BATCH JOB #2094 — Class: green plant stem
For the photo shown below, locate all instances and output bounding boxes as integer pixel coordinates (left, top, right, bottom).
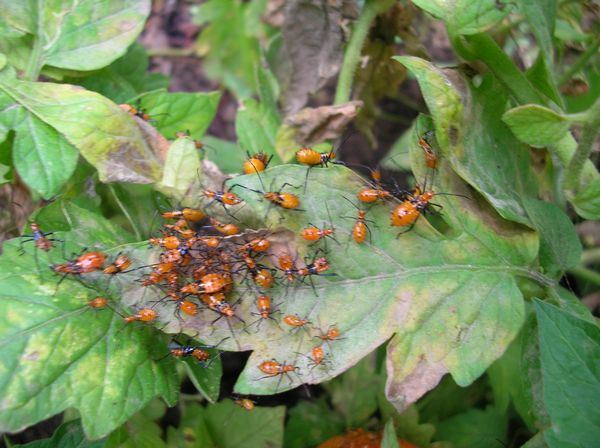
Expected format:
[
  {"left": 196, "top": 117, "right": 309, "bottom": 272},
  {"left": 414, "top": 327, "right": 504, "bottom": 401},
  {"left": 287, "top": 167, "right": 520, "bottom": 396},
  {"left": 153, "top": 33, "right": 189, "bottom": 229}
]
[
  {"left": 461, "top": 33, "right": 546, "bottom": 106},
  {"left": 334, "top": 0, "right": 394, "bottom": 105},
  {"left": 568, "top": 266, "right": 600, "bottom": 286},
  {"left": 108, "top": 184, "right": 142, "bottom": 241},
  {"left": 582, "top": 248, "right": 600, "bottom": 265},
  {"left": 24, "top": 38, "right": 43, "bottom": 81},
  {"left": 559, "top": 38, "right": 600, "bottom": 87},
  {"left": 563, "top": 98, "right": 600, "bottom": 196}
]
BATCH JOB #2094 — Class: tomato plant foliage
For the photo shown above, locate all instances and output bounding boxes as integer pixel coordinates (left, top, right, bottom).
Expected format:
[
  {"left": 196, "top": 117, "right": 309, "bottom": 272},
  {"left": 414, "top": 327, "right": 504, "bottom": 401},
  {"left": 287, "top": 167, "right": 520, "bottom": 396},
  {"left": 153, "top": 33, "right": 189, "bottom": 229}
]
[{"left": 0, "top": 0, "right": 599, "bottom": 446}]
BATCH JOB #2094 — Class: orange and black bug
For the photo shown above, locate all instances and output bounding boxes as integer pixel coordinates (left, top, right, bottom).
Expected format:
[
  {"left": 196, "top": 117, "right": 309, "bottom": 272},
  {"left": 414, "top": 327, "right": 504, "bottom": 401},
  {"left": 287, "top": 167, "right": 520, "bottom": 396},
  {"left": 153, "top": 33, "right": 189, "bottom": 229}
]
[
  {"left": 231, "top": 178, "right": 303, "bottom": 219},
  {"left": 243, "top": 151, "right": 273, "bottom": 175},
  {"left": 315, "top": 325, "right": 343, "bottom": 342},
  {"left": 246, "top": 295, "right": 280, "bottom": 331},
  {"left": 341, "top": 197, "right": 375, "bottom": 245},
  {"left": 256, "top": 359, "right": 301, "bottom": 391},
  {"left": 390, "top": 183, "right": 467, "bottom": 237},
  {"left": 295, "top": 252, "right": 335, "bottom": 296},
  {"left": 295, "top": 135, "right": 352, "bottom": 192},
  {"left": 278, "top": 253, "right": 297, "bottom": 283},
  {"left": 123, "top": 308, "right": 157, "bottom": 324},
  {"left": 87, "top": 297, "right": 109, "bottom": 310},
  {"left": 208, "top": 217, "right": 240, "bottom": 236},
  {"left": 52, "top": 251, "right": 107, "bottom": 282},
  {"left": 240, "top": 237, "right": 271, "bottom": 254},
  {"left": 161, "top": 207, "right": 205, "bottom": 223},
  {"left": 296, "top": 257, "right": 331, "bottom": 278},
  {"left": 300, "top": 203, "right": 338, "bottom": 248},
  {"left": 175, "top": 131, "right": 211, "bottom": 154},
  {"left": 283, "top": 314, "right": 312, "bottom": 334},
  {"left": 296, "top": 345, "right": 329, "bottom": 371},
  {"left": 149, "top": 234, "right": 180, "bottom": 250},
  {"left": 19, "top": 222, "right": 59, "bottom": 253},
  {"left": 170, "top": 345, "right": 211, "bottom": 364},
  {"left": 418, "top": 130, "right": 438, "bottom": 170},
  {"left": 253, "top": 268, "right": 274, "bottom": 289},
  {"left": 163, "top": 219, "right": 196, "bottom": 240},
  {"left": 181, "top": 273, "right": 231, "bottom": 295},
  {"left": 103, "top": 253, "right": 132, "bottom": 275},
  {"left": 357, "top": 186, "right": 393, "bottom": 204},
  {"left": 119, "top": 103, "right": 153, "bottom": 121},
  {"left": 234, "top": 397, "right": 256, "bottom": 411}
]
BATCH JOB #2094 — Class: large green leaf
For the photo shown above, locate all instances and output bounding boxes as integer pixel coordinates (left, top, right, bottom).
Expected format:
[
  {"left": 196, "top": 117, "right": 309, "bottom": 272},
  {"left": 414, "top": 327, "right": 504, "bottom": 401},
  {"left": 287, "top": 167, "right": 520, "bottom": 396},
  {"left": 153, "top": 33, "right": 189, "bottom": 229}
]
[
  {"left": 64, "top": 44, "right": 169, "bottom": 104},
  {"left": 0, "top": 203, "right": 178, "bottom": 439},
  {"left": 192, "top": 0, "right": 271, "bottom": 98},
  {"left": 502, "top": 104, "right": 570, "bottom": 147},
  {"left": 15, "top": 420, "right": 106, "bottom": 448},
  {"left": 535, "top": 300, "right": 600, "bottom": 447},
  {"left": 0, "top": 0, "right": 150, "bottom": 73},
  {"left": 123, "top": 159, "right": 545, "bottom": 409},
  {"left": 434, "top": 406, "right": 508, "bottom": 448},
  {"left": 12, "top": 112, "right": 78, "bottom": 199},
  {"left": 487, "top": 325, "right": 534, "bottom": 430},
  {"left": 324, "top": 356, "right": 380, "bottom": 428},
  {"left": 522, "top": 197, "right": 582, "bottom": 277},
  {"left": 235, "top": 98, "right": 281, "bottom": 162},
  {"left": 140, "top": 90, "right": 221, "bottom": 140},
  {"left": 0, "top": 73, "right": 162, "bottom": 184},
  {"left": 284, "top": 398, "right": 345, "bottom": 448},
  {"left": 178, "top": 401, "right": 285, "bottom": 448},
  {"left": 412, "top": 0, "right": 510, "bottom": 35},
  {"left": 156, "top": 137, "right": 202, "bottom": 203},
  {"left": 395, "top": 57, "right": 536, "bottom": 226}
]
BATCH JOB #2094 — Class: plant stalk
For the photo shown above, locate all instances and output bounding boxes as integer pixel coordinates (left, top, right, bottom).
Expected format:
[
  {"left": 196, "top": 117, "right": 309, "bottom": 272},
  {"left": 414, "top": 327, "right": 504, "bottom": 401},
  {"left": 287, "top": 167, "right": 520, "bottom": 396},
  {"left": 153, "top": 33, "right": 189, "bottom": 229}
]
[
  {"left": 559, "top": 38, "right": 600, "bottom": 87},
  {"left": 568, "top": 266, "right": 600, "bottom": 286},
  {"left": 563, "top": 98, "right": 600, "bottom": 196},
  {"left": 334, "top": 0, "right": 395, "bottom": 105},
  {"left": 582, "top": 248, "right": 600, "bottom": 265},
  {"left": 24, "top": 37, "right": 44, "bottom": 81},
  {"left": 462, "top": 33, "right": 546, "bottom": 106}
]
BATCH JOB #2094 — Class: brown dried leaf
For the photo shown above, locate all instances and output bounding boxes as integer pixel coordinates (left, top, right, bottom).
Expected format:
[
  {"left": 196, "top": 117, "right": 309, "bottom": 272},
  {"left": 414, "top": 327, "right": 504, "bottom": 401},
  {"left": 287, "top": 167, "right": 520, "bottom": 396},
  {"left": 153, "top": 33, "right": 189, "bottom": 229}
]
[
  {"left": 281, "top": 0, "right": 358, "bottom": 115},
  {"left": 284, "top": 100, "right": 363, "bottom": 144}
]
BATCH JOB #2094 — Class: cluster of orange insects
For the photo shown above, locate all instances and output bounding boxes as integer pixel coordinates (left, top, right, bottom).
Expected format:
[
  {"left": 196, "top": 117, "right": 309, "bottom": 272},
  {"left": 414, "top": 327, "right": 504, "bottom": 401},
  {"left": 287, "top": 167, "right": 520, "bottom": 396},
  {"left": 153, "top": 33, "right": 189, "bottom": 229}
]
[{"left": 20, "top": 107, "right": 444, "bottom": 396}]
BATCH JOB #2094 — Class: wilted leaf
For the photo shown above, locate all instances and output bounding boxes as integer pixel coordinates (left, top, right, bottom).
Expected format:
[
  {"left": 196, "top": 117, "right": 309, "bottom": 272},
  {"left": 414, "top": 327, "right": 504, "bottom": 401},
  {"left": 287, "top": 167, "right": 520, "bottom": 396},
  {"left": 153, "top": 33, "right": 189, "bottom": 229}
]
[
  {"left": 395, "top": 57, "right": 536, "bottom": 226},
  {"left": 0, "top": 73, "right": 162, "bottom": 184},
  {"left": 284, "top": 101, "right": 363, "bottom": 144},
  {"left": 281, "top": 0, "right": 350, "bottom": 114},
  {"left": 502, "top": 104, "right": 570, "bottom": 147},
  {"left": 534, "top": 300, "right": 600, "bottom": 448},
  {"left": 0, "top": 204, "right": 178, "bottom": 439},
  {"left": 65, "top": 44, "right": 169, "bottom": 104},
  {"left": 122, "top": 155, "right": 543, "bottom": 411},
  {"left": 0, "top": 0, "right": 150, "bottom": 73}
]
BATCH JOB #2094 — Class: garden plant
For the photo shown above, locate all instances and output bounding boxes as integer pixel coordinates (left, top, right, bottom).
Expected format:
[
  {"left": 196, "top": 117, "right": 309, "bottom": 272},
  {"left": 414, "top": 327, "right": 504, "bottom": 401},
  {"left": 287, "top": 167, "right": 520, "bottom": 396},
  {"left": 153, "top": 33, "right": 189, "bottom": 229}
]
[{"left": 0, "top": 0, "right": 599, "bottom": 447}]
